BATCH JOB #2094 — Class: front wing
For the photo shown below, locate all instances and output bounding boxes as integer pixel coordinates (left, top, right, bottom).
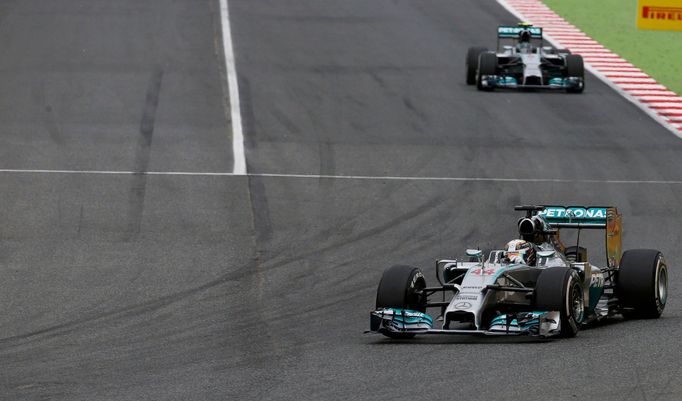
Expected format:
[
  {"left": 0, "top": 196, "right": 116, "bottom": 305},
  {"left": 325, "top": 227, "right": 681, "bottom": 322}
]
[
  {"left": 479, "top": 75, "right": 583, "bottom": 91},
  {"left": 368, "top": 308, "right": 562, "bottom": 337}
]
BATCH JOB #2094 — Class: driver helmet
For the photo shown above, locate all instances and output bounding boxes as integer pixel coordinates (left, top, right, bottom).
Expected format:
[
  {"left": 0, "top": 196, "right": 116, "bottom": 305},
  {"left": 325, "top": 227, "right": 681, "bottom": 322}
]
[
  {"left": 505, "top": 239, "right": 536, "bottom": 265},
  {"left": 519, "top": 29, "right": 532, "bottom": 43},
  {"left": 517, "top": 30, "right": 533, "bottom": 53}
]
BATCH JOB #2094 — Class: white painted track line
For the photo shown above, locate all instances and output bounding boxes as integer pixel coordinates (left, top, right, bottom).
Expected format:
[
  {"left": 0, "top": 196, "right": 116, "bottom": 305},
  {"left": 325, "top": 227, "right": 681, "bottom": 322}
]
[
  {"left": 219, "top": 0, "right": 247, "bottom": 175},
  {"left": 498, "top": 0, "right": 682, "bottom": 137},
  {"left": 1, "top": 169, "right": 682, "bottom": 185}
]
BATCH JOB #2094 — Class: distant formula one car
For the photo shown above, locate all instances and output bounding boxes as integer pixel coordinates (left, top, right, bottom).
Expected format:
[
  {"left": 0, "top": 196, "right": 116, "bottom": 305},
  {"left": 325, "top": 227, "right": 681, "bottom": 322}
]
[
  {"left": 466, "top": 23, "right": 585, "bottom": 92},
  {"left": 368, "top": 205, "right": 668, "bottom": 338}
]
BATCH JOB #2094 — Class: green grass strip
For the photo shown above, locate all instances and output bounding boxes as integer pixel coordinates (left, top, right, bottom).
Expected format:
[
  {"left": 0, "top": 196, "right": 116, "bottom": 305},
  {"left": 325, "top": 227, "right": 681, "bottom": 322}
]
[{"left": 542, "top": 0, "right": 682, "bottom": 94}]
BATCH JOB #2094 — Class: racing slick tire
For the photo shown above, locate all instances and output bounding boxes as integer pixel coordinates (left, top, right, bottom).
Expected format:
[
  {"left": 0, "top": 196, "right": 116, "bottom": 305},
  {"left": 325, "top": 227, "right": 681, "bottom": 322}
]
[
  {"left": 617, "top": 249, "right": 668, "bottom": 319},
  {"left": 477, "top": 52, "right": 497, "bottom": 91},
  {"left": 466, "top": 46, "right": 487, "bottom": 85},
  {"left": 535, "top": 267, "right": 585, "bottom": 337},
  {"left": 376, "top": 265, "right": 427, "bottom": 339},
  {"left": 565, "top": 54, "right": 584, "bottom": 93},
  {"left": 564, "top": 246, "right": 587, "bottom": 263}
]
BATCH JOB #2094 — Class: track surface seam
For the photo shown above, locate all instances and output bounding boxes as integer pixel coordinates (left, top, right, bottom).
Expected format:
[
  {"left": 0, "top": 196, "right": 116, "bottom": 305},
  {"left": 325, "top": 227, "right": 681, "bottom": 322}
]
[
  {"left": 1, "top": 169, "right": 682, "bottom": 185},
  {"left": 498, "top": 0, "right": 682, "bottom": 137}
]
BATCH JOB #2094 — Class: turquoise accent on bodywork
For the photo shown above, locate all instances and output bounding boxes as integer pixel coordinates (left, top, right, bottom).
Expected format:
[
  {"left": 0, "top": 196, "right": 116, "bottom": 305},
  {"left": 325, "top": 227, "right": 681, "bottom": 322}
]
[
  {"left": 497, "top": 26, "right": 543, "bottom": 38},
  {"left": 498, "top": 76, "right": 518, "bottom": 85},
  {"left": 539, "top": 207, "right": 608, "bottom": 226},
  {"left": 549, "top": 77, "right": 565, "bottom": 86},
  {"left": 490, "top": 312, "right": 547, "bottom": 329},
  {"left": 383, "top": 308, "right": 433, "bottom": 324},
  {"left": 589, "top": 286, "right": 604, "bottom": 311},
  {"left": 491, "top": 316, "right": 528, "bottom": 328}
]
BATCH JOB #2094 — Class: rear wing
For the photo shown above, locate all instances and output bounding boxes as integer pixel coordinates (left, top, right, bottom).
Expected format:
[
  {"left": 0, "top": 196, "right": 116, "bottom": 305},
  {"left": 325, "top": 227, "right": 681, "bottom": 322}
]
[
  {"left": 538, "top": 206, "right": 622, "bottom": 268},
  {"left": 539, "top": 206, "right": 609, "bottom": 228},
  {"left": 497, "top": 25, "right": 543, "bottom": 39}
]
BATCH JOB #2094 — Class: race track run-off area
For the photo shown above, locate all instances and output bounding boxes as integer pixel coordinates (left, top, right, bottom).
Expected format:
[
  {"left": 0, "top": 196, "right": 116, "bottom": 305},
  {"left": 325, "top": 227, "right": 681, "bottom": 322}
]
[{"left": 0, "top": 0, "right": 681, "bottom": 401}]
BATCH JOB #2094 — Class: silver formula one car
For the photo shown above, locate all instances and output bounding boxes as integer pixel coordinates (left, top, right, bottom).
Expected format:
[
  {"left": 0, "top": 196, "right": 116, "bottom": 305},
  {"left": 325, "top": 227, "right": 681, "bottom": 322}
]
[
  {"left": 368, "top": 205, "right": 668, "bottom": 338},
  {"left": 466, "top": 24, "right": 585, "bottom": 93}
]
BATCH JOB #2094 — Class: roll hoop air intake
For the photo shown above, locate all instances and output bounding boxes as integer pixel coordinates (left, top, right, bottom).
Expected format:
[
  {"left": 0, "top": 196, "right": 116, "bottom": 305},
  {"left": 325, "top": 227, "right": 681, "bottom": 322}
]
[{"left": 514, "top": 205, "right": 557, "bottom": 242}]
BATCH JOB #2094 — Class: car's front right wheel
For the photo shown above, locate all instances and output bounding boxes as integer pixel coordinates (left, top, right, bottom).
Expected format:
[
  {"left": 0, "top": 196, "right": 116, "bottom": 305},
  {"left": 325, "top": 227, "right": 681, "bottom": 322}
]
[
  {"left": 466, "top": 46, "right": 487, "bottom": 85},
  {"left": 477, "top": 52, "right": 497, "bottom": 91},
  {"left": 375, "top": 265, "right": 427, "bottom": 339}
]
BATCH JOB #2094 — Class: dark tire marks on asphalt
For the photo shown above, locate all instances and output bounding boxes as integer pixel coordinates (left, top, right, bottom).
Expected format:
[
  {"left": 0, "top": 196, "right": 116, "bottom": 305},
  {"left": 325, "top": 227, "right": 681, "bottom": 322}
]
[
  {"left": 238, "top": 75, "right": 274, "bottom": 260},
  {"left": 246, "top": 176, "right": 273, "bottom": 261},
  {"left": 233, "top": 189, "right": 447, "bottom": 282},
  {"left": 0, "top": 260, "right": 239, "bottom": 350},
  {"left": 125, "top": 67, "right": 164, "bottom": 240}
]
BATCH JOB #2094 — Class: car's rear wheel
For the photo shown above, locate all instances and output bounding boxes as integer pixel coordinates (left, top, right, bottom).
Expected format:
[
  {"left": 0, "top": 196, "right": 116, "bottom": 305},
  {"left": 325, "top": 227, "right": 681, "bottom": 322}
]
[
  {"left": 376, "top": 265, "right": 427, "bottom": 338},
  {"left": 535, "top": 267, "right": 584, "bottom": 337},
  {"left": 617, "top": 249, "right": 668, "bottom": 319},
  {"left": 466, "top": 46, "right": 487, "bottom": 85},
  {"left": 477, "top": 52, "right": 497, "bottom": 91},
  {"left": 565, "top": 54, "right": 584, "bottom": 93}
]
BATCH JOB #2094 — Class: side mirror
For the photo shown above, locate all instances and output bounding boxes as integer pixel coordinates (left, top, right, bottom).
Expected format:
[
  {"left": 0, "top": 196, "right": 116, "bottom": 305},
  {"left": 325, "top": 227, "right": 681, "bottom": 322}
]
[
  {"left": 536, "top": 250, "right": 556, "bottom": 266},
  {"left": 537, "top": 250, "right": 555, "bottom": 258},
  {"left": 466, "top": 249, "right": 483, "bottom": 260}
]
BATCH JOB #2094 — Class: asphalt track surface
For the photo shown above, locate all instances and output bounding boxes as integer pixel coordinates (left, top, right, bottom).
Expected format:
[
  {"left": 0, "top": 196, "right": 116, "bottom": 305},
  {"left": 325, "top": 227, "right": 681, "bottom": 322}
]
[{"left": 0, "top": 0, "right": 681, "bottom": 400}]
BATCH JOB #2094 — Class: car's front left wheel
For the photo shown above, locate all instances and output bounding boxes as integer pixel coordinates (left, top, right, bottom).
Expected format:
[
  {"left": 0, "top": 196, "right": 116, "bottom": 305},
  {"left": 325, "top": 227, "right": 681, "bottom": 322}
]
[
  {"left": 565, "top": 54, "right": 585, "bottom": 93},
  {"left": 535, "top": 267, "right": 585, "bottom": 337}
]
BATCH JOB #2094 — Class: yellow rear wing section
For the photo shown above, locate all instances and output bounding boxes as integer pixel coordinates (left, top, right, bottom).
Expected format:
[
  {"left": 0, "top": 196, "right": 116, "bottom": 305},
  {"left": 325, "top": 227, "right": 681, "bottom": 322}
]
[{"left": 606, "top": 208, "right": 622, "bottom": 268}]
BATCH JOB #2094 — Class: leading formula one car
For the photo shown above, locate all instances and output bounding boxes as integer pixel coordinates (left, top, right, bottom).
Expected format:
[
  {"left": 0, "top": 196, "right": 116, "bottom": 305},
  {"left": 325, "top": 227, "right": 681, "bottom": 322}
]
[
  {"left": 466, "top": 23, "right": 585, "bottom": 92},
  {"left": 368, "top": 205, "right": 668, "bottom": 338}
]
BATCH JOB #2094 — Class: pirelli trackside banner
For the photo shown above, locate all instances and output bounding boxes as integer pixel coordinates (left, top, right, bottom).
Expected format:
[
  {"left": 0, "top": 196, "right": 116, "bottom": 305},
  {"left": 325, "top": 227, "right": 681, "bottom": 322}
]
[{"left": 637, "top": 0, "right": 682, "bottom": 31}]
